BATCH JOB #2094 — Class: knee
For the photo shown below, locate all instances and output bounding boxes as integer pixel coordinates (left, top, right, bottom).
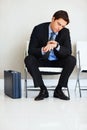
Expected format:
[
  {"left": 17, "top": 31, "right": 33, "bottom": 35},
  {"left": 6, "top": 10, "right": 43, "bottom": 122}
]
[
  {"left": 65, "top": 56, "right": 76, "bottom": 67},
  {"left": 71, "top": 56, "right": 76, "bottom": 66},
  {"left": 24, "top": 55, "right": 33, "bottom": 68},
  {"left": 24, "top": 56, "right": 29, "bottom": 66},
  {"left": 24, "top": 55, "right": 38, "bottom": 67},
  {"left": 66, "top": 55, "right": 76, "bottom": 67}
]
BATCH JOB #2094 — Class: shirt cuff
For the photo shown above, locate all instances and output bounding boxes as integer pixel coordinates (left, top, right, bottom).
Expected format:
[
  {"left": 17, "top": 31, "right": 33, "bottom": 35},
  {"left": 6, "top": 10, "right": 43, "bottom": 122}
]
[
  {"left": 56, "top": 44, "right": 60, "bottom": 51},
  {"left": 41, "top": 47, "right": 46, "bottom": 55}
]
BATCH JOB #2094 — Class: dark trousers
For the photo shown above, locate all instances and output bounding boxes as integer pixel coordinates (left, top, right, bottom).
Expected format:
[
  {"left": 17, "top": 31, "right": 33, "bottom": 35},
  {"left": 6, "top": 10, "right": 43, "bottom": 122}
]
[{"left": 24, "top": 55, "right": 76, "bottom": 90}]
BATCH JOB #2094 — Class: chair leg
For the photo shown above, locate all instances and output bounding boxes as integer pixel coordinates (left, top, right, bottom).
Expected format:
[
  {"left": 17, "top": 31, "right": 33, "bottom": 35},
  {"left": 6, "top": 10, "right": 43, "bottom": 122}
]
[
  {"left": 67, "top": 86, "right": 70, "bottom": 98},
  {"left": 75, "top": 79, "right": 78, "bottom": 92},
  {"left": 78, "top": 79, "right": 81, "bottom": 97},
  {"left": 75, "top": 69, "right": 82, "bottom": 97}
]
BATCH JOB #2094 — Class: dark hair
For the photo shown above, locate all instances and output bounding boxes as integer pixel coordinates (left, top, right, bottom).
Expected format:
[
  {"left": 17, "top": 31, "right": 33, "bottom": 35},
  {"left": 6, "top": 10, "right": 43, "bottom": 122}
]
[{"left": 53, "top": 10, "right": 70, "bottom": 24}]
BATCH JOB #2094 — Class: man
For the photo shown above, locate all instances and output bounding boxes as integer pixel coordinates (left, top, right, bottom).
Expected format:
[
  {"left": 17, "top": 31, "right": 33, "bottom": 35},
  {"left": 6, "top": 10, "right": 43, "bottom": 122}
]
[{"left": 24, "top": 10, "right": 76, "bottom": 101}]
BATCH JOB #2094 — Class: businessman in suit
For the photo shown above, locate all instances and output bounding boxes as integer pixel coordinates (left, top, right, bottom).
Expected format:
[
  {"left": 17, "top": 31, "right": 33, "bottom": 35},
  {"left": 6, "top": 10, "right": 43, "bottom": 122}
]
[{"left": 24, "top": 10, "right": 76, "bottom": 101}]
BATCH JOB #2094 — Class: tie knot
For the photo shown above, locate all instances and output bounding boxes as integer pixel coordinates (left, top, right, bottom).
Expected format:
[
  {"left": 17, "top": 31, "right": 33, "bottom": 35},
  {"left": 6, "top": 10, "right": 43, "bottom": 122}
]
[
  {"left": 51, "top": 32, "right": 55, "bottom": 35},
  {"left": 50, "top": 32, "right": 55, "bottom": 40}
]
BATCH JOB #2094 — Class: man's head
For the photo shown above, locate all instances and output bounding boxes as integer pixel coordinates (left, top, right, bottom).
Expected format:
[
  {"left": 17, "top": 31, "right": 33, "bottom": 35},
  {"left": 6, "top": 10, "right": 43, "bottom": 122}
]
[{"left": 50, "top": 10, "right": 70, "bottom": 33}]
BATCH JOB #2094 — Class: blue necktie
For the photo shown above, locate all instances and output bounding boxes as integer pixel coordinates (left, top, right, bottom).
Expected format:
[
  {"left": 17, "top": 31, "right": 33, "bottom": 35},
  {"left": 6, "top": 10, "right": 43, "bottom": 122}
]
[
  {"left": 49, "top": 32, "right": 55, "bottom": 40},
  {"left": 48, "top": 32, "right": 57, "bottom": 61}
]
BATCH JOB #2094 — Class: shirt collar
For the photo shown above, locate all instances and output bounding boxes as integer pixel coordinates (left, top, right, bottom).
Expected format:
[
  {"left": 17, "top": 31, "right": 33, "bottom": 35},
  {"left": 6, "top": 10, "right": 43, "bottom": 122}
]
[{"left": 49, "top": 25, "right": 58, "bottom": 36}]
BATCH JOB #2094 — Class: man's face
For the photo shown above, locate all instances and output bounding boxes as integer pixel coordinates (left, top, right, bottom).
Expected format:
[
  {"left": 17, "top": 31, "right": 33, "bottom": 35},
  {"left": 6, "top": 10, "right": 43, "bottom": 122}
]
[{"left": 50, "top": 17, "right": 67, "bottom": 33}]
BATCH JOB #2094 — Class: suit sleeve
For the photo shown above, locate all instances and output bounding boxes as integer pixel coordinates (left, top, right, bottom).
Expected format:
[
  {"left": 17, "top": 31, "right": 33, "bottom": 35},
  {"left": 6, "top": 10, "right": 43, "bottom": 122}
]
[
  {"left": 54, "top": 28, "right": 72, "bottom": 58},
  {"left": 28, "top": 26, "right": 43, "bottom": 58}
]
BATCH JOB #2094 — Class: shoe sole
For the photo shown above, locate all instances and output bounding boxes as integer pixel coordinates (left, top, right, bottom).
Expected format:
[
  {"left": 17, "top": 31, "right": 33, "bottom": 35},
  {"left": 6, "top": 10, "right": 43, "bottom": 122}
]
[{"left": 54, "top": 95, "right": 70, "bottom": 100}]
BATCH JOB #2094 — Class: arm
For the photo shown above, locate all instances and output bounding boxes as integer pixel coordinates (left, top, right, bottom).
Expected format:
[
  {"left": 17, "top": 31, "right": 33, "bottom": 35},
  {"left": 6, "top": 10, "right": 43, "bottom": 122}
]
[
  {"left": 28, "top": 26, "right": 42, "bottom": 58},
  {"left": 28, "top": 23, "right": 49, "bottom": 58},
  {"left": 54, "top": 28, "right": 72, "bottom": 58}
]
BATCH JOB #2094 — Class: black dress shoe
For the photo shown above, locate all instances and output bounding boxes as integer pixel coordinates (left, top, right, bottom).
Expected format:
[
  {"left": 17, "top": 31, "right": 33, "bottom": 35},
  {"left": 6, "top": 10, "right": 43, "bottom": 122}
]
[
  {"left": 54, "top": 89, "right": 70, "bottom": 100},
  {"left": 34, "top": 90, "right": 49, "bottom": 101}
]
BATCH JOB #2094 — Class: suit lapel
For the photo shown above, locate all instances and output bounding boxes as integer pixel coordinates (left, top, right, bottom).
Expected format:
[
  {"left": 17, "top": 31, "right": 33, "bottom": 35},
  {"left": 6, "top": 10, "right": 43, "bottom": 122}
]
[
  {"left": 44, "top": 24, "right": 49, "bottom": 42},
  {"left": 55, "top": 31, "right": 62, "bottom": 44}
]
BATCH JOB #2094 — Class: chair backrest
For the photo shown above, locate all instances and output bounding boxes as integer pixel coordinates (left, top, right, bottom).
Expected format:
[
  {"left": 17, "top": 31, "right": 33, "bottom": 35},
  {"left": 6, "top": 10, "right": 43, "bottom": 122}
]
[
  {"left": 25, "top": 41, "right": 29, "bottom": 57},
  {"left": 76, "top": 41, "right": 87, "bottom": 71},
  {"left": 25, "top": 41, "right": 62, "bottom": 73}
]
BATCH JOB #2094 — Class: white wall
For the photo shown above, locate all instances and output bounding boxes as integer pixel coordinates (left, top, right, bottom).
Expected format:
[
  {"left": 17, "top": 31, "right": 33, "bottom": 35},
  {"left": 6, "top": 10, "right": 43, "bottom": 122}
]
[{"left": 0, "top": 0, "right": 87, "bottom": 78}]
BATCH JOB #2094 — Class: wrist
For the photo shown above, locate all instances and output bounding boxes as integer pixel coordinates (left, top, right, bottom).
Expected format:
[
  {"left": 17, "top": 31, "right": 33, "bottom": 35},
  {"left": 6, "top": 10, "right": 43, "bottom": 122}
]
[{"left": 56, "top": 42, "right": 59, "bottom": 48}]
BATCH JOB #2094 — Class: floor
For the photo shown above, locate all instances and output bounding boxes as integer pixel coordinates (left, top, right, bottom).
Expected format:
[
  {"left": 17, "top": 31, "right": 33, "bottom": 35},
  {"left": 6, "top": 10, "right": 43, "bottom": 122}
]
[{"left": 0, "top": 81, "right": 87, "bottom": 130}]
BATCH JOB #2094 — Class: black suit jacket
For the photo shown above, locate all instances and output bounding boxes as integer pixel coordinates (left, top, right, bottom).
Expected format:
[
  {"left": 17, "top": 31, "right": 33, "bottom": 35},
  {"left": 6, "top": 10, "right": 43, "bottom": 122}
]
[{"left": 28, "top": 22, "right": 72, "bottom": 59}]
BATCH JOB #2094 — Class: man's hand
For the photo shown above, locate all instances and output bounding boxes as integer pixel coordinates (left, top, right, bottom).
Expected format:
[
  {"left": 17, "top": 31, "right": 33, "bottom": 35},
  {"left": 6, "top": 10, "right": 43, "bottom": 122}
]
[{"left": 42, "top": 41, "right": 58, "bottom": 52}]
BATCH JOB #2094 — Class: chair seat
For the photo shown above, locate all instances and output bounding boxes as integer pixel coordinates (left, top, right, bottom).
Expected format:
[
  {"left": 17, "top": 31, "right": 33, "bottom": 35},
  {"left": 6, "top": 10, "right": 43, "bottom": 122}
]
[
  {"left": 39, "top": 67, "right": 62, "bottom": 72},
  {"left": 81, "top": 66, "right": 87, "bottom": 71}
]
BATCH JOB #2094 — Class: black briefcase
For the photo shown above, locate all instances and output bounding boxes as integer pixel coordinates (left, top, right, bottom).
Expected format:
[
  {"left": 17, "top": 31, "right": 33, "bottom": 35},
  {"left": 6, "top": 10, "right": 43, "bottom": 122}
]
[{"left": 4, "top": 70, "right": 21, "bottom": 98}]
